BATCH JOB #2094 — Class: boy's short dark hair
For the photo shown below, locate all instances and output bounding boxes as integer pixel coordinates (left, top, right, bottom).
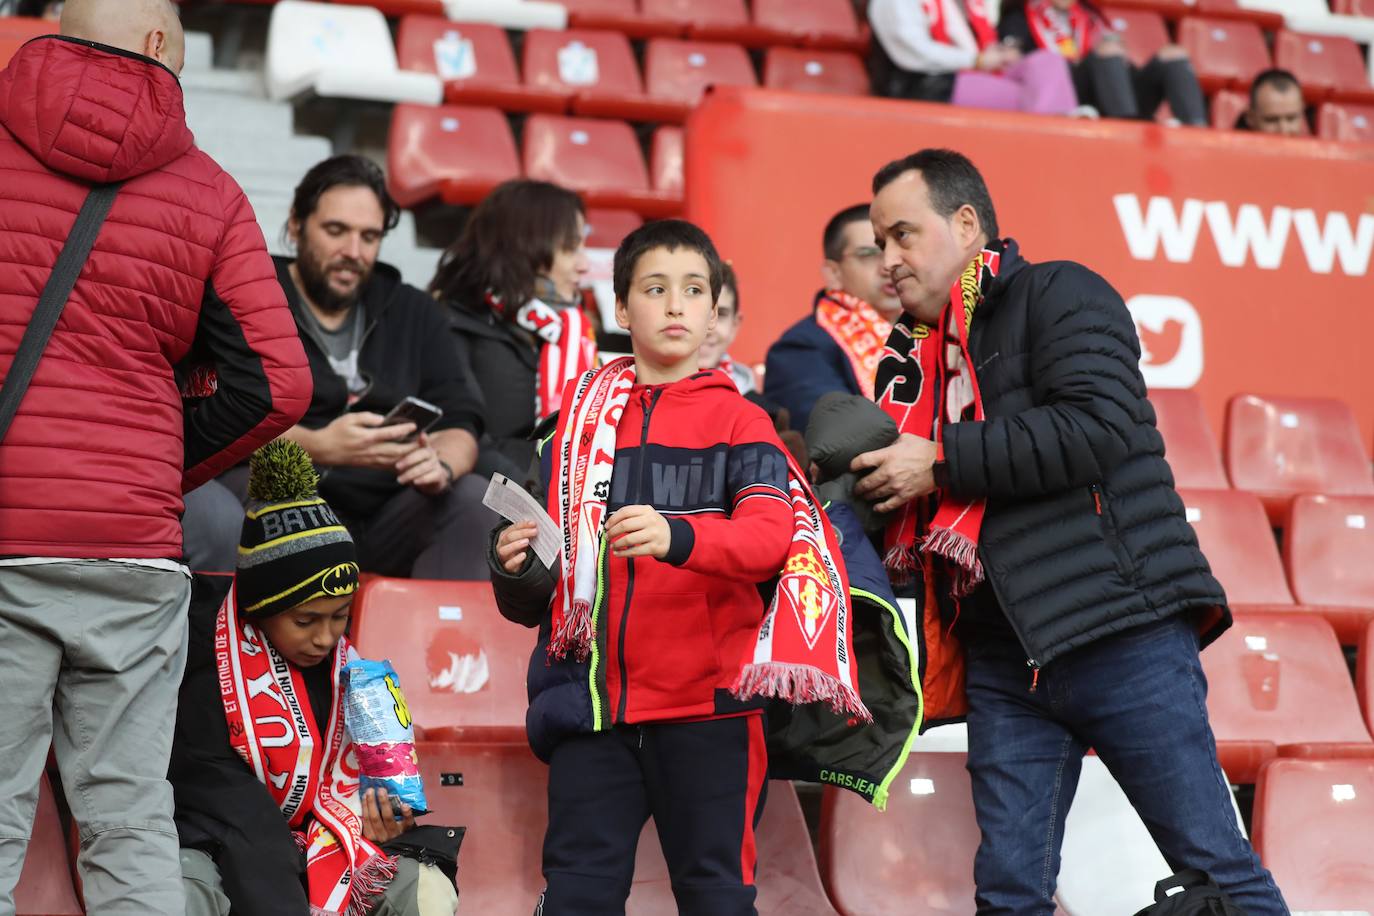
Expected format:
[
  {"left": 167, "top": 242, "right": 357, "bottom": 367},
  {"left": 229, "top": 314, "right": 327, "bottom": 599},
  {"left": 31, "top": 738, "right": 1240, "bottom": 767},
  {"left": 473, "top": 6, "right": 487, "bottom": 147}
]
[
  {"left": 613, "top": 219, "right": 725, "bottom": 304},
  {"left": 719, "top": 261, "right": 740, "bottom": 314}
]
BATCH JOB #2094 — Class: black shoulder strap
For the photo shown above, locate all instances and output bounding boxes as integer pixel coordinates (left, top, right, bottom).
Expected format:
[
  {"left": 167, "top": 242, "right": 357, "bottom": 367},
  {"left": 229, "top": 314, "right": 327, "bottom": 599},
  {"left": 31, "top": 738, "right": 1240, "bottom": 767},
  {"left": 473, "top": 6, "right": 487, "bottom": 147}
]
[{"left": 0, "top": 181, "right": 121, "bottom": 443}]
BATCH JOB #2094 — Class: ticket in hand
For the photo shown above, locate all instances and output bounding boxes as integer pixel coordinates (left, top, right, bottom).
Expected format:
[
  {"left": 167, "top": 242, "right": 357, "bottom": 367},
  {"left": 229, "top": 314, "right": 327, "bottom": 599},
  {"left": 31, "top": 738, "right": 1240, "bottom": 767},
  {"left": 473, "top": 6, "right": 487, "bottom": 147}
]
[{"left": 482, "top": 473, "right": 559, "bottom": 569}]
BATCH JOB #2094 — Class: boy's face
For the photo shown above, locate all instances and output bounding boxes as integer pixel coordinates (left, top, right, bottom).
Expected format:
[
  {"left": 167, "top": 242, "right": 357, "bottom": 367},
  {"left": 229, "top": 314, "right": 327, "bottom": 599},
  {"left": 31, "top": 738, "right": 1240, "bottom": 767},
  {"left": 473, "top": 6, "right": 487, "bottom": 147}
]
[
  {"left": 615, "top": 246, "right": 717, "bottom": 374},
  {"left": 698, "top": 286, "right": 739, "bottom": 370},
  {"left": 259, "top": 593, "right": 353, "bottom": 668}
]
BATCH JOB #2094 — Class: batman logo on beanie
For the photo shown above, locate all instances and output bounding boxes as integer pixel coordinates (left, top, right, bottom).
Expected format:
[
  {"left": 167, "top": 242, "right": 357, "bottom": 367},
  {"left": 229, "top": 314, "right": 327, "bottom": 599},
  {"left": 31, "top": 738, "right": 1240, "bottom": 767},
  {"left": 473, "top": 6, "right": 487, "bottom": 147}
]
[{"left": 322, "top": 562, "right": 361, "bottom": 597}]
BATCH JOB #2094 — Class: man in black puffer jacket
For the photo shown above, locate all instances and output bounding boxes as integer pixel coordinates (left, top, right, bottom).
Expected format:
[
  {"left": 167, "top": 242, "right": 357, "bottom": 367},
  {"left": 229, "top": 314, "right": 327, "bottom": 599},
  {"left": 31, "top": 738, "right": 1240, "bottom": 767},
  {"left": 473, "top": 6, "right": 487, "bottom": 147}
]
[{"left": 852, "top": 149, "right": 1288, "bottom": 916}]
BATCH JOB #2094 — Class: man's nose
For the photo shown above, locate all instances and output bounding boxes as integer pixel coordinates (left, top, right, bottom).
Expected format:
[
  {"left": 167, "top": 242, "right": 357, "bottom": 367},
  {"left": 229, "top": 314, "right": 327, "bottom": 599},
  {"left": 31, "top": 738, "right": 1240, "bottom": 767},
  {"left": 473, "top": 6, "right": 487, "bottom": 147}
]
[
  {"left": 882, "top": 240, "right": 904, "bottom": 273},
  {"left": 344, "top": 233, "right": 364, "bottom": 260}
]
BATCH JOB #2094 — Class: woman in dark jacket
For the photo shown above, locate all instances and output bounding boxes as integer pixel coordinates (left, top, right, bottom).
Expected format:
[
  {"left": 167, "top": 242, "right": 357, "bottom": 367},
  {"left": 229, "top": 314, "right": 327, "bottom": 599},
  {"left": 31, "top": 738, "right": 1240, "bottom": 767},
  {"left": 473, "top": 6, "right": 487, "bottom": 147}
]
[{"left": 430, "top": 180, "right": 592, "bottom": 486}]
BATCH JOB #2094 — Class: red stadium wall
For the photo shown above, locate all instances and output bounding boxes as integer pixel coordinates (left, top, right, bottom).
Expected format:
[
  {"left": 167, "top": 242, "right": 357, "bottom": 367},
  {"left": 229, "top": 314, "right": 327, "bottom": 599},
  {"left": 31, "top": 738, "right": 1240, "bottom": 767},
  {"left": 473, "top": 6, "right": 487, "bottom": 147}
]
[{"left": 684, "top": 88, "right": 1374, "bottom": 442}]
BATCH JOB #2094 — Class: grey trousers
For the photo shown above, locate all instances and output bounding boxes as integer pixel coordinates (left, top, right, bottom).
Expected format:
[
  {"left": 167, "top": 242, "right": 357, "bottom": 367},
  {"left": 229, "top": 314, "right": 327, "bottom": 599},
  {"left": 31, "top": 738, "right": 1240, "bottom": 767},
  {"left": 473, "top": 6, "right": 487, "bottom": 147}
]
[
  {"left": 0, "top": 561, "right": 191, "bottom": 916},
  {"left": 181, "top": 848, "right": 459, "bottom": 916}
]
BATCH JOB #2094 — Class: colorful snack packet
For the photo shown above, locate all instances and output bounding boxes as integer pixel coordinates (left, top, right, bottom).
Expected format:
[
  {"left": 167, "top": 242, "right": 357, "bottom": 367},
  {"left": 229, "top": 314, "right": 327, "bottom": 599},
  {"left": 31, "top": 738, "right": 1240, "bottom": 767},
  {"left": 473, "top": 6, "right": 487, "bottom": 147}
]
[{"left": 342, "top": 658, "right": 429, "bottom": 817}]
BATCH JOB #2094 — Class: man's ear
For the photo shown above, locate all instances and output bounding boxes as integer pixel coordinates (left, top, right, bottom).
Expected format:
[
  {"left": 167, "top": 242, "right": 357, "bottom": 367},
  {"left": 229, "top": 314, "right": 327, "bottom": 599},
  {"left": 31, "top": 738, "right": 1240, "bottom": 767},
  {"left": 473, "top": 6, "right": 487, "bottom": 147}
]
[
  {"left": 956, "top": 204, "right": 982, "bottom": 248},
  {"left": 143, "top": 28, "right": 166, "bottom": 64},
  {"left": 821, "top": 258, "right": 843, "bottom": 290}
]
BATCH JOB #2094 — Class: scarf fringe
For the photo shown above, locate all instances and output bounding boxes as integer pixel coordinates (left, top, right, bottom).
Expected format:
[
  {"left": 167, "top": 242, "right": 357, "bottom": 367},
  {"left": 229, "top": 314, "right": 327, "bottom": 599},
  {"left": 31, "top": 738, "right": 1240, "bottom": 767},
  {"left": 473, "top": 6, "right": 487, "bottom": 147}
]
[
  {"left": 923, "top": 527, "right": 984, "bottom": 597},
  {"left": 344, "top": 853, "right": 399, "bottom": 916},
  {"left": 549, "top": 598, "right": 594, "bottom": 661},
  {"left": 732, "top": 662, "right": 873, "bottom": 723},
  {"left": 883, "top": 544, "right": 919, "bottom": 585}
]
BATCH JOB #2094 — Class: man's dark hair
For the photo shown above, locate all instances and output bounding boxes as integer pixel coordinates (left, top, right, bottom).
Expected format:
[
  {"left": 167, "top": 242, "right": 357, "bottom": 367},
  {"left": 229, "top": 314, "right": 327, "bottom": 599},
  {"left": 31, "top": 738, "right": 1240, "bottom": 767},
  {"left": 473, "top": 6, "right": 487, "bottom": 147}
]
[
  {"left": 612, "top": 219, "right": 724, "bottom": 305},
  {"left": 823, "top": 204, "right": 871, "bottom": 262},
  {"left": 872, "top": 149, "right": 1000, "bottom": 240},
  {"left": 1249, "top": 68, "right": 1302, "bottom": 107},
  {"left": 289, "top": 155, "right": 401, "bottom": 234}
]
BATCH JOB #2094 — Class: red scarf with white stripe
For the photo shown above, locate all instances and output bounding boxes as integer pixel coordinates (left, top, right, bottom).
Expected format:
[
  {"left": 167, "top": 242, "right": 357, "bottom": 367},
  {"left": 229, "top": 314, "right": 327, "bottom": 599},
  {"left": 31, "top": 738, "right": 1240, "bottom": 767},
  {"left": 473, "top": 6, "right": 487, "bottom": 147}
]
[
  {"left": 488, "top": 294, "right": 598, "bottom": 421},
  {"left": 1026, "top": 0, "right": 1100, "bottom": 61},
  {"left": 924, "top": 0, "right": 998, "bottom": 50},
  {"left": 815, "top": 290, "right": 893, "bottom": 401},
  {"left": 217, "top": 585, "right": 394, "bottom": 916}
]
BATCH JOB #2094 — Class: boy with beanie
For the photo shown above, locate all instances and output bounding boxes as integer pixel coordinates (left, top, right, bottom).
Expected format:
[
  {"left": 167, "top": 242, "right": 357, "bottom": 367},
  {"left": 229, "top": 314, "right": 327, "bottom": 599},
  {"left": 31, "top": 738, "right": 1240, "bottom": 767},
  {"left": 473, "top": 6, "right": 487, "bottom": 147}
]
[
  {"left": 169, "top": 440, "right": 459, "bottom": 916},
  {"left": 491, "top": 220, "right": 869, "bottom": 915}
]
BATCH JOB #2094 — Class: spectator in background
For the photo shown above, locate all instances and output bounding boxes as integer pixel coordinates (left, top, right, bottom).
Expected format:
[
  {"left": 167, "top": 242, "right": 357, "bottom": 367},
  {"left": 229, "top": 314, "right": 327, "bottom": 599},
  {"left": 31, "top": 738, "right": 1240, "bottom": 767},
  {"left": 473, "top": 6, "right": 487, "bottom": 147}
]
[
  {"left": 765, "top": 205, "right": 901, "bottom": 433},
  {"left": 0, "top": 1, "right": 311, "bottom": 911},
  {"left": 999, "top": 0, "right": 1207, "bottom": 125},
  {"left": 8, "top": 0, "right": 62, "bottom": 17},
  {"left": 868, "top": 0, "right": 1077, "bottom": 115},
  {"left": 698, "top": 262, "right": 756, "bottom": 394},
  {"left": 434, "top": 179, "right": 594, "bottom": 489},
  {"left": 1244, "top": 68, "right": 1308, "bottom": 136}
]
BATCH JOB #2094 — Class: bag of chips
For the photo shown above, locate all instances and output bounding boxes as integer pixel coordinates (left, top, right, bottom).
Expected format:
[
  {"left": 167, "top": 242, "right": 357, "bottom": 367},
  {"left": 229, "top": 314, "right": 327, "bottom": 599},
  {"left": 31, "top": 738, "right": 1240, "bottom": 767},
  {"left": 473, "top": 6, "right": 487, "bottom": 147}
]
[{"left": 342, "top": 658, "right": 429, "bottom": 817}]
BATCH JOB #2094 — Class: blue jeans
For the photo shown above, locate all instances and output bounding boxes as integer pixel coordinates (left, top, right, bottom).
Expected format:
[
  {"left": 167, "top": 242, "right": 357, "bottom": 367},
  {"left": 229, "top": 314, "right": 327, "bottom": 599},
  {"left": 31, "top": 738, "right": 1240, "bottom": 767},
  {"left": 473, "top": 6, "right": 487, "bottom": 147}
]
[{"left": 964, "top": 615, "right": 1288, "bottom": 915}]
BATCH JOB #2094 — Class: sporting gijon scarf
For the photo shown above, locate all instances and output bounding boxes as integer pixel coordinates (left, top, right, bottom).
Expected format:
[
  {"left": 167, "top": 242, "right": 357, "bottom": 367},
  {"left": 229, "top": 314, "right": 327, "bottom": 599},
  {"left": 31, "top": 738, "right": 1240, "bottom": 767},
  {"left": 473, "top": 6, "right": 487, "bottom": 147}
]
[
  {"left": 1026, "top": 0, "right": 1100, "bottom": 61},
  {"left": 814, "top": 289, "right": 894, "bottom": 401},
  {"left": 487, "top": 293, "right": 598, "bottom": 421},
  {"left": 923, "top": 0, "right": 998, "bottom": 50}
]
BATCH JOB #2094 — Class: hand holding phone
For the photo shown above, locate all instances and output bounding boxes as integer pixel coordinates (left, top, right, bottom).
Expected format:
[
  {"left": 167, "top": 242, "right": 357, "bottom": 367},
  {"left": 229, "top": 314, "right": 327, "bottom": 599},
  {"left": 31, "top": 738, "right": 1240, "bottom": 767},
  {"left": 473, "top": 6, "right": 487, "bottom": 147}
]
[{"left": 381, "top": 396, "right": 444, "bottom": 442}]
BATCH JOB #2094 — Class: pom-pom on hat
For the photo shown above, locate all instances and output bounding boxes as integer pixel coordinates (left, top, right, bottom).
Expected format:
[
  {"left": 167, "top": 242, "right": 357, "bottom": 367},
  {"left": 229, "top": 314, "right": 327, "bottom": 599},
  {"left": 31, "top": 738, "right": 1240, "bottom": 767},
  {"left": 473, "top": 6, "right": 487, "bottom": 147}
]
[{"left": 237, "top": 440, "right": 359, "bottom": 617}]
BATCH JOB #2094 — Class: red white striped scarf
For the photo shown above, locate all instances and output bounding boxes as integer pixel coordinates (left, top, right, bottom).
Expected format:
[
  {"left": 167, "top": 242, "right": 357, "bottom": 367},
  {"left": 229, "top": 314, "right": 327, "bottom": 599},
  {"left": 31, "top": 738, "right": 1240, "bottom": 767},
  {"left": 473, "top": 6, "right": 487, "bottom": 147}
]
[
  {"left": 487, "top": 294, "right": 598, "bottom": 421},
  {"left": 216, "top": 585, "right": 394, "bottom": 916},
  {"left": 814, "top": 289, "right": 894, "bottom": 401},
  {"left": 1026, "top": 0, "right": 1100, "bottom": 62},
  {"left": 923, "top": 0, "right": 998, "bottom": 50},
  {"left": 874, "top": 248, "right": 1000, "bottom": 596}
]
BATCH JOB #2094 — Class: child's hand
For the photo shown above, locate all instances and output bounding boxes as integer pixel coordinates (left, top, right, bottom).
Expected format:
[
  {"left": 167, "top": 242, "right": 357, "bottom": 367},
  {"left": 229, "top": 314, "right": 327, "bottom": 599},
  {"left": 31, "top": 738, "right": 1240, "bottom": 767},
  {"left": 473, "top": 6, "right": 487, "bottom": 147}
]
[
  {"left": 361, "top": 787, "right": 415, "bottom": 843},
  {"left": 496, "top": 521, "right": 539, "bottom": 574},
  {"left": 607, "top": 505, "right": 671, "bottom": 560}
]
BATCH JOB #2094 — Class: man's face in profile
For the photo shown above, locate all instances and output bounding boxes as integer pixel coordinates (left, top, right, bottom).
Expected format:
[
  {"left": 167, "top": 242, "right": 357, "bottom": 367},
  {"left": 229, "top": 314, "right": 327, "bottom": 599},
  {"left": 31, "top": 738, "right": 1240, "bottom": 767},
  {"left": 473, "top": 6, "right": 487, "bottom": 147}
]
[{"left": 1247, "top": 84, "right": 1307, "bottom": 136}]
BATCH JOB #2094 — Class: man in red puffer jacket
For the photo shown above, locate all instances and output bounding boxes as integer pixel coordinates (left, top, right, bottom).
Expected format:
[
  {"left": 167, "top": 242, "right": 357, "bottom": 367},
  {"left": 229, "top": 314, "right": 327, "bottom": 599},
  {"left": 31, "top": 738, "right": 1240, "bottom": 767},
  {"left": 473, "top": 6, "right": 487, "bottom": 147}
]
[{"left": 0, "top": 1, "right": 311, "bottom": 911}]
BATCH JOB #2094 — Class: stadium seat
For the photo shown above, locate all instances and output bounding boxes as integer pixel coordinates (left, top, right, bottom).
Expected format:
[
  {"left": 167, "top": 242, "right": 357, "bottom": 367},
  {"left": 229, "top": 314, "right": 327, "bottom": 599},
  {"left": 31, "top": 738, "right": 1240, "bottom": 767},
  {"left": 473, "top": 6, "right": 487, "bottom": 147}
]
[
  {"left": 1225, "top": 394, "right": 1374, "bottom": 526},
  {"left": 0, "top": 16, "right": 50, "bottom": 70},
  {"left": 428, "top": 0, "right": 569, "bottom": 30},
  {"left": 650, "top": 126, "right": 683, "bottom": 198},
  {"left": 1361, "top": 620, "right": 1374, "bottom": 738},
  {"left": 643, "top": 38, "right": 758, "bottom": 121},
  {"left": 1190, "top": 0, "right": 1285, "bottom": 31},
  {"left": 1210, "top": 88, "right": 1250, "bottom": 130},
  {"left": 1098, "top": 7, "right": 1171, "bottom": 69},
  {"left": 1333, "top": 0, "right": 1374, "bottom": 15},
  {"left": 558, "top": 0, "right": 649, "bottom": 35},
  {"left": 763, "top": 48, "right": 870, "bottom": 96},
  {"left": 1252, "top": 759, "right": 1374, "bottom": 911},
  {"left": 1275, "top": 30, "right": 1374, "bottom": 106},
  {"left": 332, "top": 0, "right": 444, "bottom": 16},
  {"left": 266, "top": 1, "right": 442, "bottom": 104},
  {"left": 14, "top": 773, "right": 82, "bottom": 916},
  {"left": 396, "top": 16, "right": 563, "bottom": 112},
  {"left": 1283, "top": 494, "right": 1374, "bottom": 644},
  {"left": 639, "top": 0, "right": 759, "bottom": 44},
  {"left": 1177, "top": 17, "right": 1272, "bottom": 94},
  {"left": 751, "top": 0, "right": 867, "bottom": 53},
  {"left": 1318, "top": 101, "right": 1374, "bottom": 141},
  {"left": 1201, "top": 612, "right": 1374, "bottom": 783},
  {"left": 1179, "top": 489, "right": 1293, "bottom": 605},
  {"left": 386, "top": 103, "right": 519, "bottom": 208},
  {"left": 1150, "top": 388, "right": 1230, "bottom": 489},
  {"left": 350, "top": 578, "right": 535, "bottom": 742},
  {"left": 523, "top": 28, "right": 684, "bottom": 122},
  {"left": 584, "top": 208, "right": 643, "bottom": 248},
  {"left": 523, "top": 114, "right": 681, "bottom": 217},
  {"left": 820, "top": 751, "right": 978, "bottom": 914}
]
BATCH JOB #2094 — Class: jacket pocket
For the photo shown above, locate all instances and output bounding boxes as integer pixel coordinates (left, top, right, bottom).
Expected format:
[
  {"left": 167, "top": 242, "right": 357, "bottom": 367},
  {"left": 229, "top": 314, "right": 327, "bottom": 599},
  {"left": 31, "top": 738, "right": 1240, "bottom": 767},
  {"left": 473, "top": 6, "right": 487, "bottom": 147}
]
[
  {"left": 623, "top": 592, "right": 721, "bottom": 715},
  {"left": 1089, "top": 484, "right": 1136, "bottom": 582}
]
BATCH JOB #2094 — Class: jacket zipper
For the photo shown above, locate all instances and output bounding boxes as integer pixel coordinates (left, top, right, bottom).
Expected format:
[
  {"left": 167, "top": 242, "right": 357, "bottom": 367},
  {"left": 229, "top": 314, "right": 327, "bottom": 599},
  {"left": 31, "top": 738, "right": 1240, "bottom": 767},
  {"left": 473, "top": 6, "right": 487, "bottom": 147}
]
[
  {"left": 615, "top": 387, "right": 663, "bottom": 723},
  {"left": 980, "top": 545, "right": 1043, "bottom": 693}
]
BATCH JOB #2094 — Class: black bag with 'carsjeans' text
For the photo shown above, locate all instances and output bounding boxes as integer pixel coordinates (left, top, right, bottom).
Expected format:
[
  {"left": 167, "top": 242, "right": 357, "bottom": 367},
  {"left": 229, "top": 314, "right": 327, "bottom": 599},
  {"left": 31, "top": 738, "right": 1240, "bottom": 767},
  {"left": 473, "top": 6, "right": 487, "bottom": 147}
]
[{"left": 1133, "top": 869, "right": 1248, "bottom": 916}]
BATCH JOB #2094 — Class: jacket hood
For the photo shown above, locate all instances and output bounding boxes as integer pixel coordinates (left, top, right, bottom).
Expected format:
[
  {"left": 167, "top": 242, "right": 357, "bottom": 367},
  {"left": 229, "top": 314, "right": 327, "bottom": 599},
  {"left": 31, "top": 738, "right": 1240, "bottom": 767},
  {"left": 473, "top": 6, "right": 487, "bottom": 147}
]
[
  {"left": 0, "top": 36, "right": 192, "bottom": 183},
  {"left": 642, "top": 367, "right": 740, "bottom": 396}
]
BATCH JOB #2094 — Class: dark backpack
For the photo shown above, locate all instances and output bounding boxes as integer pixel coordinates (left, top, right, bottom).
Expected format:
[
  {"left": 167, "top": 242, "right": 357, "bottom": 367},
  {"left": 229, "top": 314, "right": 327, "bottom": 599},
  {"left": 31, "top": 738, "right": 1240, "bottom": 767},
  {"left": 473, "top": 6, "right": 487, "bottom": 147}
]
[{"left": 1132, "top": 869, "right": 1248, "bottom": 916}]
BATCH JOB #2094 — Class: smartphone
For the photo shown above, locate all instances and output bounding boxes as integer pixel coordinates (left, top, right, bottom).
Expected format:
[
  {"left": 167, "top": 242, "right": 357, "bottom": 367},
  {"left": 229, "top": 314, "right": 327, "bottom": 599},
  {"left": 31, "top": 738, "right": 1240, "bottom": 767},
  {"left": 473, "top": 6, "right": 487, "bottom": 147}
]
[{"left": 381, "top": 396, "right": 443, "bottom": 441}]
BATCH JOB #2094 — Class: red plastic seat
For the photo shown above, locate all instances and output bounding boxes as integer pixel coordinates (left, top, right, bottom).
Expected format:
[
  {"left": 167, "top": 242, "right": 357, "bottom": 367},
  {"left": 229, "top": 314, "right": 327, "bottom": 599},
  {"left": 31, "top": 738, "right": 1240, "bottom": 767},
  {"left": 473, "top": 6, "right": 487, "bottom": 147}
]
[
  {"left": 387, "top": 103, "right": 520, "bottom": 208},
  {"left": 396, "top": 16, "right": 563, "bottom": 113},
  {"left": 1225, "top": 394, "right": 1374, "bottom": 526},
  {"left": 1360, "top": 621, "right": 1374, "bottom": 738},
  {"left": 1275, "top": 30, "right": 1374, "bottom": 106},
  {"left": 1098, "top": 8, "right": 1171, "bottom": 69},
  {"left": 523, "top": 114, "right": 681, "bottom": 217},
  {"left": 1211, "top": 88, "right": 1250, "bottom": 130},
  {"left": 559, "top": 0, "right": 662, "bottom": 37},
  {"left": 650, "top": 125, "right": 683, "bottom": 198},
  {"left": 643, "top": 38, "right": 758, "bottom": 120},
  {"left": 1201, "top": 612, "right": 1374, "bottom": 783},
  {"left": 821, "top": 752, "right": 978, "bottom": 914},
  {"left": 1283, "top": 495, "right": 1374, "bottom": 645},
  {"left": 763, "top": 47, "right": 869, "bottom": 96},
  {"left": 1252, "top": 759, "right": 1374, "bottom": 911},
  {"left": 1318, "top": 101, "right": 1374, "bottom": 142},
  {"left": 1098, "top": 0, "right": 1282, "bottom": 29},
  {"left": 1179, "top": 489, "right": 1293, "bottom": 605},
  {"left": 584, "top": 208, "right": 643, "bottom": 248},
  {"left": 1333, "top": 0, "right": 1374, "bottom": 15},
  {"left": 350, "top": 579, "right": 535, "bottom": 742},
  {"left": 333, "top": 0, "right": 445, "bottom": 16},
  {"left": 639, "top": 0, "right": 758, "bottom": 44},
  {"left": 1177, "top": 17, "right": 1272, "bottom": 94},
  {"left": 0, "top": 16, "right": 51, "bottom": 69},
  {"left": 522, "top": 28, "right": 683, "bottom": 122},
  {"left": 1150, "top": 388, "right": 1229, "bottom": 489},
  {"left": 752, "top": 0, "right": 867, "bottom": 53},
  {"left": 14, "top": 773, "right": 82, "bottom": 916}
]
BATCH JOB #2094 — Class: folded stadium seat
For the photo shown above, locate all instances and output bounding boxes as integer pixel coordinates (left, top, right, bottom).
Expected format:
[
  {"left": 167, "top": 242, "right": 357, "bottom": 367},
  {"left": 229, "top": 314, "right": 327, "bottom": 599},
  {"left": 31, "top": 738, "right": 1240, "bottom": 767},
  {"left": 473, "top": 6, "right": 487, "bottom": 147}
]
[
  {"left": 1362, "top": 620, "right": 1374, "bottom": 737},
  {"left": 436, "top": 0, "right": 569, "bottom": 30},
  {"left": 1333, "top": 0, "right": 1374, "bottom": 15},
  {"left": 0, "top": 16, "right": 50, "bottom": 69},
  {"left": 386, "top": 103, "right": 520, "bottom": 208},
  {"left": 523, "top": 114, "right": 682, "bottom": 216},
  {"left": 1210, "top": 88, "right": 1250, "bottom": 130},
  {"left": 331, "top": 0, "right": 445, "bottom": 16},
  {"left": 1318, "top": 101, "right": 1374, "bottom": 141},
  {"left": 584, "top": 207, "right": 643, "bottom": 248},
  {"left": 1191, "top": 0, "right": 1285, "bottom": 31},
  {"left": 350, "top": 578, "right": 536, "bottom": 742},
  {"left": 13, "top": 773, "right": 82, "bottom": 916},
  {"left": 558, "top": 0, "right": 659, "bottom": 37},
  {"left": 639, "top": 0, "right": 762, "bottom": 44},
  {"left": 396, "top": 16, "right": 565, "bottom": 112},
  {"left": 1225, "top": 394, "right": 1374, "bottom": 526},
  {"left": 763, "top": 47, "right": 870, "bottom": 96},
  {"left": 643, "top": 38, "right": 759, "bottom": 122},
  {"left": 649, "top": 125, "right": 683, "bottom": 198},
  {"left": 1176, "top": 17, "right": 1272, "bottom": 94},
  {"left": 522, "top": 28, "right": 686, "bottom": 121},
  {"left": 1283, "top": 494, "right": 1374, "bottom": 645},
  {"left": 1251, "top": 759, "right": 1374, "bottom": 911},
  {"left": 1275, "top": 29, "right": 1374, "bottom": 105},
  {"left": 751, "top": 0, "right": 868, "bottom": 53},
  {"left": 1149, "top": 388, "right": 1230, "bottom": 489},
  {"left": 1098, "top": 8, "right": 1171, "bottom": 69},
  {"left": 266, "top": 0, "right": 442, "bottom": 104},
  {"left": 1179, "top": 489, "right": 1294, "bottom": 605},
  {"left": 820, "top": 751, "right": 979, "bottom": 914},
  {"left": 1201, "top": 612, "right": 1374, "bottom": 783}
]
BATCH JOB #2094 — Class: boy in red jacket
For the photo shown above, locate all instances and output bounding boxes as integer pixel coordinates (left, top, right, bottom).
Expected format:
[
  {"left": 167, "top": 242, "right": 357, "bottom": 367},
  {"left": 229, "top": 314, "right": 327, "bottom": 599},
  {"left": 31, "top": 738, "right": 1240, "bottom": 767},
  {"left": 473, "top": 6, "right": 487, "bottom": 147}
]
[{"left": 491, "top": 221, "right": 800, "bottom": 914}]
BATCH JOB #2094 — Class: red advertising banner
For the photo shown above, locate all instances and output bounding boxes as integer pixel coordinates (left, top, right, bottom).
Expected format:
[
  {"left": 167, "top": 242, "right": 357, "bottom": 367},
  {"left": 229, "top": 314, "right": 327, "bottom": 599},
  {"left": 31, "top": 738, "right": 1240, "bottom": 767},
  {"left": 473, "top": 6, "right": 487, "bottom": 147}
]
[{"left": 684, "top": 87, "right": 1374, "bottom": 443}]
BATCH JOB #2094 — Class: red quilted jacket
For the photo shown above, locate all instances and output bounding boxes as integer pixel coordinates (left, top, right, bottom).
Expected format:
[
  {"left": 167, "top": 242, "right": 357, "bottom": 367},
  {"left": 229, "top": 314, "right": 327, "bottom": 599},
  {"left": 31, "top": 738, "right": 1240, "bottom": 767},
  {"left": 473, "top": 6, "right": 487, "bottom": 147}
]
[{"left": 0, "top": 37, "right": 312, "bottom": 559}]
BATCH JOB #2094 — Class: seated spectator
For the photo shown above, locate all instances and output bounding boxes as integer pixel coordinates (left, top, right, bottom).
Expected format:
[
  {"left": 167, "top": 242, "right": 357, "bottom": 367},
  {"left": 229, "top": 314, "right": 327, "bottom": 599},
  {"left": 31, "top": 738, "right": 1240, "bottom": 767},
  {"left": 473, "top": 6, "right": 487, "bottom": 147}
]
[
  {"left": 764, "top": 205, "right": 902, "bottom": 433},
  {"left": 183, "top": 155, "right": 495, "bottom": 580},
  {"left": 431, "top": 179, "right": 593, "bottom": 488},
  {"left": 1243, "top": 68, "right": 1308, "bottom": 136},
  {"left": 998, "top": 0, "right": 1206, "bottom": 125},
  {"left": 868, "top": 0, "right": 1076, "bottom": 116},
  {"left": 171, "top": 440, "right": 460, "bottom": 916},
  {"left": 698, "top": 262, "right": 756, "bottom": 393}
]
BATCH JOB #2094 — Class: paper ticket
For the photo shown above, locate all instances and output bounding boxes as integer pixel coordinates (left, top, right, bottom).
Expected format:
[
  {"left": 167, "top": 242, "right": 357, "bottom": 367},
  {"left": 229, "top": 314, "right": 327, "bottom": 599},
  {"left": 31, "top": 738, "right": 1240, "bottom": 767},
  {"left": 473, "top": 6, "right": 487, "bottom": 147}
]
[{"left": 482, "top": 474, "right": 559, "bottom": 570}]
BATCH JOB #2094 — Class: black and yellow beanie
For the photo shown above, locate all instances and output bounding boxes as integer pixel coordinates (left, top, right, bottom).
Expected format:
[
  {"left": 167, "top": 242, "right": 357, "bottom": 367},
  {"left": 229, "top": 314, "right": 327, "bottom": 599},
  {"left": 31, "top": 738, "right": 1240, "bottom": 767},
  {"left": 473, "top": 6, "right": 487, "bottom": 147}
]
[{"left": 237, "top": 440, "right": 360, "bottom": 617}]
